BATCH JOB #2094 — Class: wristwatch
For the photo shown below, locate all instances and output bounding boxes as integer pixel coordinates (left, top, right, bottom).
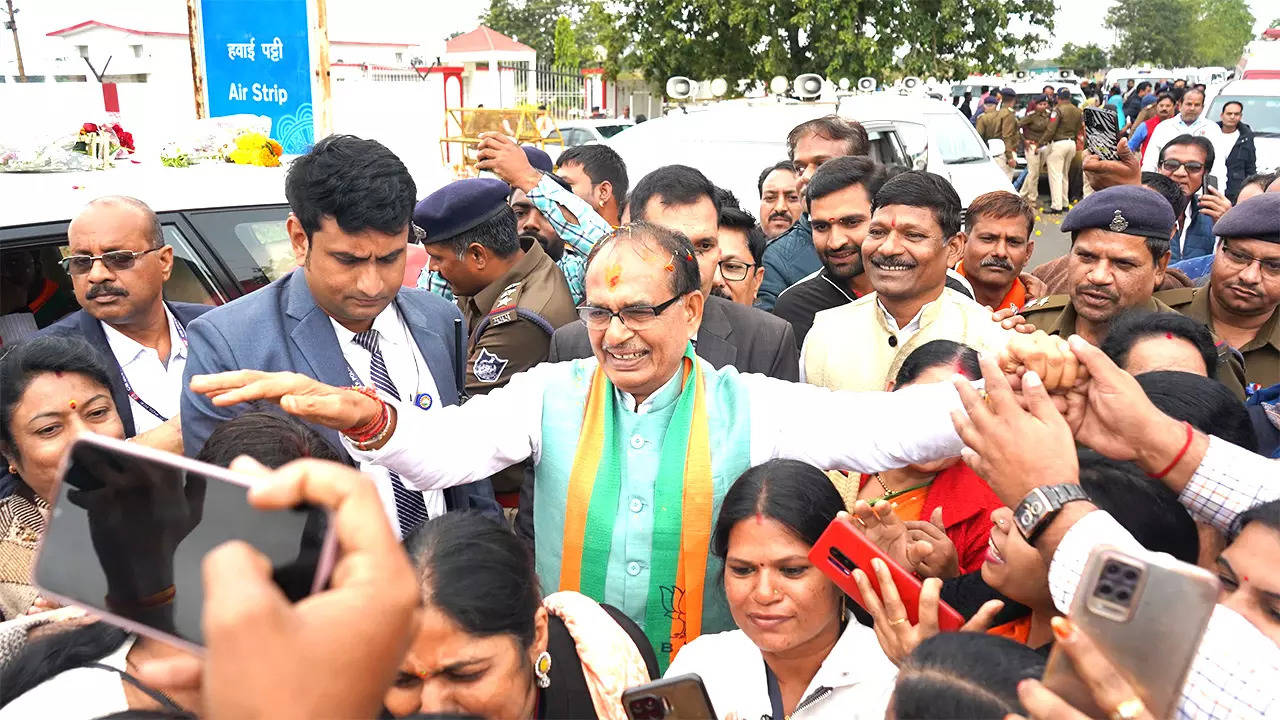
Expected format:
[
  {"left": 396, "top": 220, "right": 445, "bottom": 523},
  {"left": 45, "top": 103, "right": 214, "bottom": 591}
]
[{"left": 1013, "top": 484, "right": 1091, "bottom": 545}]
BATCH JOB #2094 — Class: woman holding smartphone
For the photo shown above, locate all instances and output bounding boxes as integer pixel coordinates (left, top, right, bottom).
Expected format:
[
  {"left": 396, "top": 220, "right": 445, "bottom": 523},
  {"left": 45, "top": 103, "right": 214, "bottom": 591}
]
[
  {"left": 0, "top": 335, "right": 126, "bottom": 620},
  {"left": 664, "top": 459, "right": 898, "bottom": 720}
]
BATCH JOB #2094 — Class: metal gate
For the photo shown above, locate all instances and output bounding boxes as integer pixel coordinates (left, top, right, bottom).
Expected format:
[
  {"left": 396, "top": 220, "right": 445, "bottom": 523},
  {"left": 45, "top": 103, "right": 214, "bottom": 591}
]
[{"left": 498, "top": 62, "right": 586, "bottom": 118}]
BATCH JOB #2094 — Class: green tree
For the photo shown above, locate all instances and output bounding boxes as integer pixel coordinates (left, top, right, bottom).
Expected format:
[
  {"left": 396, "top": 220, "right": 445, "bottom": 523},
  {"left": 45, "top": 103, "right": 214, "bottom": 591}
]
[
  {"left": 1105, "top": 0, "right": 1198, "bottom": 67},
  {"left": 482, "top": 0, "right": 592, "bottom": 63},
  {"left": 553, "top": 16, "right": 582, "bottom": 68},
  {"left": 1192, "top": 0, "right": 1256, "bottom": 66},
  {"left": 1057, "top": 42, "right": 1109, "bottom": 74}
]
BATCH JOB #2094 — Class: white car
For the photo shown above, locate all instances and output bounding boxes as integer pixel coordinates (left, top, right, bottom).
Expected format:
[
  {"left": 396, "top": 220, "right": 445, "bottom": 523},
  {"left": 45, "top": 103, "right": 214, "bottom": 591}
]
[
  {"left": 606, "top": 93, "right": 1012, "bottom": 210},
  {"left": 1205, "top": 79, "right": 1280, "bottom": 174},
  {"left": 542, "top": 118, "right": 634, "bottom": 162}
]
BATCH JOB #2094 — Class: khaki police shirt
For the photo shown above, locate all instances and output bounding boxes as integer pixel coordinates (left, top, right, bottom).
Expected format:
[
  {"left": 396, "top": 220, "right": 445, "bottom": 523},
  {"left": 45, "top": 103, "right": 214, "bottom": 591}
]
[
  {"left": 1021, "top": 293, "right": 1248, "bottom": 399},
  {"left": 460, "top": 240, "right": 578, "bottom": 395},
  {"left": 976, "top": 110, "right": 1001, "bottom": 142},
  {"left": 1040, "top": 102, "right": 1083, "bottom": 145},
  {"left": 997, "top": 107, "right": 1019, "bottom": 158},
  {"left": 1019, "top": 110, "right": 1051, "bottom": 148},
  {"left": 1157, "top": 286, "right": 1280, "bottom": 390}
]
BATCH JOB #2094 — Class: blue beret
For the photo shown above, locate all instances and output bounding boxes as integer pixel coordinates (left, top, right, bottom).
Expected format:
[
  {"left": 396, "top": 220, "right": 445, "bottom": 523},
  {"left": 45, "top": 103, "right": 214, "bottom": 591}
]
[
  {"left": 999, "top": 87, "right": 1016, "bottom": 97},
  {"left": 1056, "top": 87, "right": 1072, "bottom": 99},
  {"left": 522, "top": 145, "right": 553, "bottom": 173},
  {"left": 1213, "top": 193, "right": 1280, "bottom": 242},
  {"left": 413, "top": 178, "right": 510, "bottom": 244},
  {"left": 1061, "top": 185, "right": 1175, "bottom": 240},
  {"left": 1141, "top": 94, "right": 1159, "bottom": 107},
  {"left": 983, "top": 96, "right": 998, "bottom": 105}
]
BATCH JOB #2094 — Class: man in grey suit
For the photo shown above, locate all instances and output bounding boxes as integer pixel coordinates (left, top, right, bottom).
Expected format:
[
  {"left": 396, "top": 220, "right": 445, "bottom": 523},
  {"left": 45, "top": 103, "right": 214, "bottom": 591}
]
[
  {"left": 181, "top": 135, "right": 499, "bottom": 536},
  {"left": 547, "top": 164, "right": 799, "bottom": 380}
]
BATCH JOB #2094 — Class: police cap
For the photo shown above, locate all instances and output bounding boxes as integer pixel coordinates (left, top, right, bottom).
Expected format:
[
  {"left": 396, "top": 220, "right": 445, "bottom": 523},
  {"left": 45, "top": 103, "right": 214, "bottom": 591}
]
[
  {"left": 1212, "top": 193, "right": 1280, "bottom": 243},
  {"left": 1056, "top": 87, "right": 1073, "bottom": 100},
  {"left": 522, "top": 145, "right": 554, "bottom": 173},
  {"left": 983, "top": 95, "right": 999, "bottom": 105},
  {"left": 1061, "top": 185, "right": 1175, "bottom": 240},
  {"left": 413, "top": 177, "right": 510, "bottom": 244},
  {"left": 999, "top": 87, "right": 1017, "bottom": 98}
]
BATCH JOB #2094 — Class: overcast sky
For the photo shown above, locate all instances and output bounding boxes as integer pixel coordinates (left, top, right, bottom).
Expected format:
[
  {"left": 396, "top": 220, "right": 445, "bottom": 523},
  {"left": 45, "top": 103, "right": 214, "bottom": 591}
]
[{"left": 4, "top": 0, "right": 1276, "bottom": 66}]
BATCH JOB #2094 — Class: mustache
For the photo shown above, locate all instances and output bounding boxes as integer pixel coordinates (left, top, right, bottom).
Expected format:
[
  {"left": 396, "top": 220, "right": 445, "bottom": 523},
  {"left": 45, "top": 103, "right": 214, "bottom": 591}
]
[
  {"left": 601, "top": 342, "right": 647, "bottom": 354},
  {"left": 768, "top": 211, "right": 793, "bottom": 222},
  {"left": 870, "top": 254, "right": 917, "bottom": 269},
  {"left": 710, "top": 286, "right": 734, "bottom": 300},
  {"left": 85, "top": 283, "right": 128, "bottom": 300},
  {"left": 980, "top": 256, "right": 1014, "bottom": 271},
  {"left": 1075, "top": 284, "right": 1118, "bottom": 302}
]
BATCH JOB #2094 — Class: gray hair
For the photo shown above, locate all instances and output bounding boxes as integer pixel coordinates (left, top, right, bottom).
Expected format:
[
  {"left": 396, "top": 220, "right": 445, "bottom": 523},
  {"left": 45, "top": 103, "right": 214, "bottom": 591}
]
[{"left": 585, "top": 221, "right": 701, "bottom": 298}]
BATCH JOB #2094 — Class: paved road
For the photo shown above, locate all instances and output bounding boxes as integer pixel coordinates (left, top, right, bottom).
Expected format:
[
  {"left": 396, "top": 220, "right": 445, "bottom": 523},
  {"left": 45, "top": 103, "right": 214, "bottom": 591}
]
[{"left": 1026, "top": 189, "right": 1075, "bottom": 270}]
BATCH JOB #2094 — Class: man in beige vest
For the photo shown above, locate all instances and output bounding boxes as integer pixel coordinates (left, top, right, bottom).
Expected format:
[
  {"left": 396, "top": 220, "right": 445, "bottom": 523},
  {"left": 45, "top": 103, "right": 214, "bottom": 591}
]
[{"left": 802, "top": 171, "right": 1013, "bottom": 392}]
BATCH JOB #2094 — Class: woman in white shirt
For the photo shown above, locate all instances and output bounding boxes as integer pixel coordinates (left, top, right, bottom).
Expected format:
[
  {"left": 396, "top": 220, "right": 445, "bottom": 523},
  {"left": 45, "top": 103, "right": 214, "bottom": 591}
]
[{"left": 665, "top": 459, "right": 898, "bottom": 720}]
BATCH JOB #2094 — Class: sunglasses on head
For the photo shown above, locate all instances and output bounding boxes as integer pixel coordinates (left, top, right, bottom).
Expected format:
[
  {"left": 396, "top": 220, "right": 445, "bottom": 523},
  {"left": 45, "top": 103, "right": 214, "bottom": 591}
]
[{"left": 59, "top": 247, "right": 163, "bottom": 275}]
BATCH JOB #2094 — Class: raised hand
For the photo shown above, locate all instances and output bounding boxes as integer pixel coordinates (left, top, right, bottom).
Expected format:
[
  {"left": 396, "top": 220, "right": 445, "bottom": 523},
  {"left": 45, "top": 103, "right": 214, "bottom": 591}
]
[
  {"left": 904, "top": 508, "right": 960, "bottom": 580},
  {"left": 190, "top": 370, "right": 381, "bottom": 432}
]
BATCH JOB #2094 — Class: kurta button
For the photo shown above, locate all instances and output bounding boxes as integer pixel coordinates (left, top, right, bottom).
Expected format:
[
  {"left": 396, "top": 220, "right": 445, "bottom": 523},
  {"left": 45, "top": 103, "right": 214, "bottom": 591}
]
[
  {"left": 629, "top": 498, "right": 645, "bottom": 513},
  {"left": 627, "top": 561, "right": 641, "bottom": 576},
  {"left": 630, "top": 434, "right": 645, "bottom": 449},
  {"left": 888, "top": 335, "right": 898, "bottom": 347}
]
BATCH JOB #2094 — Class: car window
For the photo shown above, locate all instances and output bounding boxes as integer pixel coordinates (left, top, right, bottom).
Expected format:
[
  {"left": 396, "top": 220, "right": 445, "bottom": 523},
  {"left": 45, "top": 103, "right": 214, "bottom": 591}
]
[
  {"left": 927, "top": 113, "right": 989, "bottom": 163},
  {"left": 595, "top": 124, "right": 628, "bottom": 138},
  {"left": 1209, "top": 95, "right": 1280, "bottom": 136},
  {"left": 0, "top": 226, "right": 223, "bottom": 346},
  {"left": 185, "top": 206, "right": 293, "bottom": 294}
]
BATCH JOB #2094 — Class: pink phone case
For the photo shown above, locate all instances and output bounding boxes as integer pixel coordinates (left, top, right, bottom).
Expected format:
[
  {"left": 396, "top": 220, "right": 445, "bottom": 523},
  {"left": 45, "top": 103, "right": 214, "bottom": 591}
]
[{"left": 35, "top": 433, "right": 339, "bottom": 656}]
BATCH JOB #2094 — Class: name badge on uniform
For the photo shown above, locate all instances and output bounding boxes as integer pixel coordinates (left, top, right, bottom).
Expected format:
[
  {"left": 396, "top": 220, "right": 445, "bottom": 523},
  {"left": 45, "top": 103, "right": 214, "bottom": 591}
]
[{"left": 413, "top": 393, "right": 433, "bottom": 410}]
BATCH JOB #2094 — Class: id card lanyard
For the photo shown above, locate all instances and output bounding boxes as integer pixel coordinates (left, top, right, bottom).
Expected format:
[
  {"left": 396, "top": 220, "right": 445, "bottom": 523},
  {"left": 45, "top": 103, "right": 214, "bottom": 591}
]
[{"left": 119, "top": 318, "right": 188, "bottom": 423}]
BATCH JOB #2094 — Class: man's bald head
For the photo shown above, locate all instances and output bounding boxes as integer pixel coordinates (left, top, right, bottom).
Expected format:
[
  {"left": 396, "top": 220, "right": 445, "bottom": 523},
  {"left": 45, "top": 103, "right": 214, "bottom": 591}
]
[{"left": 71, "top": 196, "right": 163, "bottom": 248}]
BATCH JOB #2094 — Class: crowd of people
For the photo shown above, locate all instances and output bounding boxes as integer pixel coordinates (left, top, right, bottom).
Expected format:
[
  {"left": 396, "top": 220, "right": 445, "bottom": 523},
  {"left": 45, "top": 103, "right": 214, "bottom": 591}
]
[{"left": 0, "top": 66, "right": 1278, "bottom": 720}]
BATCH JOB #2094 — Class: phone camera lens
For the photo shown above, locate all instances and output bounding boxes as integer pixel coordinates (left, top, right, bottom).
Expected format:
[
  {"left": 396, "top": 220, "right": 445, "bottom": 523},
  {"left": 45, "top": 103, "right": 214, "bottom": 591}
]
[
  {"left": 1104, "top": 563, "right": 1121, "bottom": 576},
  {"left": 1097, "top": 583, "right": 1113, "bottom": 596},
  {"left": 1115, "top": 589, "right": 1131, "bottom": 602},
  {"left": 1123, "top": 569, "right": 1138, "bottom": 581}
]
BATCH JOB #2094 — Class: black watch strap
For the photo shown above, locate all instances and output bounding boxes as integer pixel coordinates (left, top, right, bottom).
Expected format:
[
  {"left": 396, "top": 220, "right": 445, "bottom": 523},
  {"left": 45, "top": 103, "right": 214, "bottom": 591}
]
[{"left": 1014, "top": 484, "right": 1090, "bottom": 545}]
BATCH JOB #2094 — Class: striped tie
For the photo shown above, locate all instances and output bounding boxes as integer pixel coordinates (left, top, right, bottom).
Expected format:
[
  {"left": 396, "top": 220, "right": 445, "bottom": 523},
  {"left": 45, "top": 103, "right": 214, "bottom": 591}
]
[{"left": 352, "top": 329, "right": 429, "bottom": 537}]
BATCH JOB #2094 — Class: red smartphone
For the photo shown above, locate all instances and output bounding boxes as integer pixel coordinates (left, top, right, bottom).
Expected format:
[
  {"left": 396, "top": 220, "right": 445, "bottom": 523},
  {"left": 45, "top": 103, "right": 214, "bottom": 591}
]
[{"left": 809, "top": 515, "right": 964, "bottom": 631}]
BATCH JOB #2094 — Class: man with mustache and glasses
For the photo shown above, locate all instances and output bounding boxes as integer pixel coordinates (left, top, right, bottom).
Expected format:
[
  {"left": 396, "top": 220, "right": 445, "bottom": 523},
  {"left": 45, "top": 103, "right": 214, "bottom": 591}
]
[
  {"left": 1159, "top": 194, "right": 1280, "bottom": 390},
  {"left": 710, "top": 188, "right": 767, "bottom": 307},
  {"left": 956, "top": 191, "right": 1039, "bottom": 313},
  {"left": 40, "top": 196, "right": 210, "bottom": 442},
  {"left": 802, "top": 171, "right": 1014, "bottom": 392},
  {"left": 757, "top": 160, "right": 804, "bottom": 240}
]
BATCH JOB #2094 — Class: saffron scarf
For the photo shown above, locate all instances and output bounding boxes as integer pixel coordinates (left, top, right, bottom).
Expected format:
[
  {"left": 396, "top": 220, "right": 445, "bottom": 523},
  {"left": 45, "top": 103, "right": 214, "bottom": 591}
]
[{"left": 558, "top": 343, "right": 713, "bottom": 669}]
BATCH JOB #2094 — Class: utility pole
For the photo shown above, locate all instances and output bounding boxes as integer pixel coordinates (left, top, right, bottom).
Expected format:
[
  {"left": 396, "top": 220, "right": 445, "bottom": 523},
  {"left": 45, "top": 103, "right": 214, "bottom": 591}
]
[{"left": 3, "top": 0, "right": 26, "bottom": 82}]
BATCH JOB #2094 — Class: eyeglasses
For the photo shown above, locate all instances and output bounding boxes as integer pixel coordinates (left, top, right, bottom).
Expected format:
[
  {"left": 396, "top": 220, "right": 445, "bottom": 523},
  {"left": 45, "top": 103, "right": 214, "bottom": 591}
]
[
  {"left": 577, "top": 294, "right": 685, "bottom": 330},
  {"left": 717, "top": 260, "right": 758, "bottom": 282},
  {"left": 59, "top": 247, "right": 163, "bottom": 276},
  {"left": 1220, "top": 242, "right": 1280, "bottom": 277},
  {"left": 1159, "top": 159, "right": 1205, "bottom": 174}
]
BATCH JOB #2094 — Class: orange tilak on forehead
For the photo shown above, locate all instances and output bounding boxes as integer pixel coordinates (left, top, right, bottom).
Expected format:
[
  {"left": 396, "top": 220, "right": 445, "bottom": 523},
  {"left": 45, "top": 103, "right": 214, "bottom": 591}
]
[{"left": 606, "top": 261, "right": 623, "bottom": 288}]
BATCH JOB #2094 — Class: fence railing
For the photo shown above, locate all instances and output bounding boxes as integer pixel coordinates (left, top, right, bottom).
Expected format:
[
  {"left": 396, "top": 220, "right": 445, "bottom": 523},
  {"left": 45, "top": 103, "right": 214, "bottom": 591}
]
[{"left": 499, "top": 62, "right": 585, "bottom": 118}]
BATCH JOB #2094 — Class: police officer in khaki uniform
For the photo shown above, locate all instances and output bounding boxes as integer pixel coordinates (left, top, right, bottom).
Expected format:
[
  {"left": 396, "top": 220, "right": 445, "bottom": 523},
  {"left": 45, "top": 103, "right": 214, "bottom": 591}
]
[
  {"left": 415, "top": 178, "right": 578, "bottom": 396},
  {"left": 1040, "top": 88, "right": 1084, "bottom": 214},
  {"left": 1018, "top": 95, "right": 1052, "bottom": 204},
  {"left": 1021, "top": 185, "right": 1248, "bottom": 398},
  {"left": 1157, "top": 193, "right": 1280, "bottom": 391},
  {"left": 976, "top": 96, "right": 1001, "bottom": 148},
  {"left": 415, "top": 178, "right": 578, "bottom": 494},
  {"left": 994, "top": 88, "right": 1020, "bottom": 180}
]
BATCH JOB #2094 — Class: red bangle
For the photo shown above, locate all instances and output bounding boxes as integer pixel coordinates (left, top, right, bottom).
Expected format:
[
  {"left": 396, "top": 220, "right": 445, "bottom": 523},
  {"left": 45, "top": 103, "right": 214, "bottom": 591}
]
[
  {"left": 1149, "top": 421, "right": 1194, "bottom": 480},
  {"left": 344, "top": 401, "right": 389, "bottom": 443},
  {"left": 343, "top": 386, "right": 384, "bottom": 436}
]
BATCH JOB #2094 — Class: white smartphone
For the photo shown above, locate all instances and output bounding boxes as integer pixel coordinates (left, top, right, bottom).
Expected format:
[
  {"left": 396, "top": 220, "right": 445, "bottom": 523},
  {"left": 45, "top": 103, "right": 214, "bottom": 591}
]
[{"left": 34, "top": 434, "right": 338, "bottom": 655}]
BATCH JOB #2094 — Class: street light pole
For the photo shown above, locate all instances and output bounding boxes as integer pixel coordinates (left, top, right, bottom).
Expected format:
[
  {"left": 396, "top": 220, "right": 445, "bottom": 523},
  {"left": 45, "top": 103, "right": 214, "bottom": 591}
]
[{"left": 3, "top": 0, "right": 26, "bottom": 82}]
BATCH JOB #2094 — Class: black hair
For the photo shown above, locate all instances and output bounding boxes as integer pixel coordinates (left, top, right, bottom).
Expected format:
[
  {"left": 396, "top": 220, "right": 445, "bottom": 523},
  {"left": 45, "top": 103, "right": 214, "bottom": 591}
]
[
  {"left": 786, "top": 116, "right": 870, "bottom": 161},
  {"left": 1222, "top": 100, "right": 1243, "bottom": 114},
  {"left": 1140, "top": 171, "right": 1187, "bottom": 216},
  {"left": 872, "top": 171, "right": 963, "bottom": 239},
  {"left": 403, "top": 512, "right": 541, "bottom": 649},
  {"left": 0, "top": 335, "right": 114, "bottom": 462},
  {"left": 1242, "top": 172, "right": 1277, "bottom": 191},
  {"left": 805, "top": 155, "right": 890, "bottom": 206},
  {"left": 712, "top": 459, "right": 844, "bottom": 560},
  {"left": 94, "top": 712, "right": 197, "bottom": 720},
  {"left": 893, "top": 340, "right": 980, "bottom": 388},
  {"left": 585, "top": 221, "right": 702, "bottom": 298},
  {"left": 629, "top": 165, "right": 720, "bottom": 221},
  {"left": 196, "top": 412, "right": 343, "bottom": 468},
  {"left": 714, "top": 187, "right": 767, "bottom": 265},
  {"left": 1137, "top": 81, "right": 1152, "bottom": 92},
  {"left": 1078, "top": 451, "right": 1199, "bottom": 563},
  {"left": 1159, "top": 133, "right": 1216, "bottom": 178},
  {"left": 557, "top": 144, "right": 630, "bottom": 202},
  {"left": 1232, "top": 499, "right": 1280, "bottom": 542},
  {"left": 1101, "top": 311, "right": 1218, "bottom": 380},
  {"left": 1137, "top": 371, "right": 1258, "bottom": 453},
  {"left": 758, "top": 160, "right": 797, "bottom": 195},
  {"left": 284, "top": 134, "right": 416, "bottom": 241},
  {"left": 0, "top": 622, "right": 130, "bottom": 707},
  {"left": 891, "top": 632, "right": 1044, "bottom": 719},
  {"left": 425, "top": 204, "right": 519, "bottom": 259}
]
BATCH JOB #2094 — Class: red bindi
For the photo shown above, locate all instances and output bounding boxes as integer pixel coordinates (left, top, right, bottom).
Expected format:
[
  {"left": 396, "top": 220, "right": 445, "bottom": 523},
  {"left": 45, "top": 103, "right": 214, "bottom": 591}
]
[
  {"left": 1166, "top": 332, "right": 1174, "bottom": 339},
  {"left": 55, "top": 371, "right": 64, "bottom": 378},
  {"left": 68, "top": 400, "right": 77, "bottom": 410},
  {"left": 755, "top": 512, "right": 764, "bottom": 525}
]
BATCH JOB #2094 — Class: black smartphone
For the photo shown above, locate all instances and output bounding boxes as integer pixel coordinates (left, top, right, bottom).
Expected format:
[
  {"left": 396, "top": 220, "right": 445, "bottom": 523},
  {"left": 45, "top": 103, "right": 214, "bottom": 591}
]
[
  {"left": 34, "top": 434, "right": 337, "bottom": 654},
  {"left": 1083, "top": 106, "right": 1120, "bottom": 160},
  {"left": 622, "top": 674, "right": 717, "bottom": 720},
  {"left": 1205, "top": 174, "right": 1219, "bottom": 194}
]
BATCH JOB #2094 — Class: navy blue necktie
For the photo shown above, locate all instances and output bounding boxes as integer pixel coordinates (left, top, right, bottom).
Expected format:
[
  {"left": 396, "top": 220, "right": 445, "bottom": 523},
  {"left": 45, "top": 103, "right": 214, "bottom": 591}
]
[{"left": 352, "top": 329, "right": 429, "bottom": 537}]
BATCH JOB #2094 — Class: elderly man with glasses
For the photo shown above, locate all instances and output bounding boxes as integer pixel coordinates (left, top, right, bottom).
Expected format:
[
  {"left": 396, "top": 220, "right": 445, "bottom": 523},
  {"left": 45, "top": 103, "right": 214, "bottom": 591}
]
[
  {"left": 188, "top": 220, "right": 1081, "bottom": 672},
  {"left": 39, "top": 195, "right": 210, "bottom": 445}
]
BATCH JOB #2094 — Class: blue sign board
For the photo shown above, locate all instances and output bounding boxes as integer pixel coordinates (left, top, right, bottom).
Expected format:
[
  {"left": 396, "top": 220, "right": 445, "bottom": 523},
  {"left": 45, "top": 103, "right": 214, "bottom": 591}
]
[{"left": 200, "top": 0, "right": 314, "bottom": 153}]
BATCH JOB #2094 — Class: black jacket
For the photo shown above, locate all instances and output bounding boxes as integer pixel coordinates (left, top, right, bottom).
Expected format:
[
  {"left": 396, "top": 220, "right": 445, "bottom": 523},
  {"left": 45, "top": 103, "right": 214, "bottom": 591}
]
[{"left": 1217, "top": 121, "right": 1257, "bottom": 203}]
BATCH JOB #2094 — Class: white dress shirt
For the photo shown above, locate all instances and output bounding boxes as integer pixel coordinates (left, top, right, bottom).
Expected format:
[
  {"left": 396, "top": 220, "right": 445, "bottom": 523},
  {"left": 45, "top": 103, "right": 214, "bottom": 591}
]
[
  {"left": 664, "top": 612, "right": 898, "bottom": 720},
  {"left": 101, "top": 307, "right": 188, "bottom": 434},
  {"left": 1141, "top": 115, "right": 1223, "bottom": 177},
  {"left": 346, "top": 356, "right": 968, "bottom": 491},
  {"left": 330, "top": 304, "right": 445, "bottom": 528},
  {"left": 0, "top": 635, "right": 133, "bottom": 719},
  {"left": 1047, "top": 436, "right": 1280, "bottom": 720}
]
